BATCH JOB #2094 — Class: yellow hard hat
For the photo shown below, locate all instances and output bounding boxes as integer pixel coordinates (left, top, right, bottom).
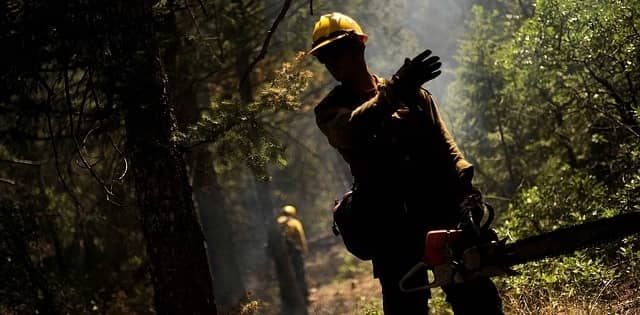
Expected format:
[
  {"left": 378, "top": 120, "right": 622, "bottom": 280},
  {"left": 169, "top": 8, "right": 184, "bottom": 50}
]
[
  {"left": 308, "top": 12, "right": 368, "bottom": 56},
  {"left": 282, "top": 205, "right": 297, "bottom": 216}
]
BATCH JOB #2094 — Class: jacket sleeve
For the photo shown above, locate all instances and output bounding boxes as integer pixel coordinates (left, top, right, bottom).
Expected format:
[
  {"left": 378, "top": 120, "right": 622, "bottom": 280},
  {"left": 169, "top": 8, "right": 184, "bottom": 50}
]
[
  {"left": 295, "top": 220, "right": 308, "bottom": 255},
  {"left": 314, "top": 85, "right": 400, "bottom": 150},
  {"left": 418, "top": 89, "right": 474, "bottom": 191}
]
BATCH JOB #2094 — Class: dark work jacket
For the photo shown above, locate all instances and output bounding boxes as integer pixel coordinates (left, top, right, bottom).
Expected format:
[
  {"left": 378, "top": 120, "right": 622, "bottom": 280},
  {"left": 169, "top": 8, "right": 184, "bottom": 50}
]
[{"left": 314, "top": 75, "right": 474, "bottom": 277}]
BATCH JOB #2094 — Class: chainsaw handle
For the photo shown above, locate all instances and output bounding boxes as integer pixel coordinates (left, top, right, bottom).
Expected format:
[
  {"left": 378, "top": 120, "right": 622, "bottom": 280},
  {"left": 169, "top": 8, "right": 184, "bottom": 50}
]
[
  {"left": 480, "top": 202, "right": 495, "bottom": 230},
  {"left": 398, "top": 262, "right": 432, "bottom": 292},
  {"left": 399, "top": 262, "right": 457, "bottom": 292}
]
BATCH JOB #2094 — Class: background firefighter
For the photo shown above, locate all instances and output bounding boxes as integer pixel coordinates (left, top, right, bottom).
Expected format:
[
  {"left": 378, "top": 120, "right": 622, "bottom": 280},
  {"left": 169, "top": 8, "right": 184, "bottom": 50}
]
[
  {"left": 309, "top": 12, "right": 503, "bottom": 314},
  {"left": 277, "top": 204, "right": 310, "bottom": 305}
]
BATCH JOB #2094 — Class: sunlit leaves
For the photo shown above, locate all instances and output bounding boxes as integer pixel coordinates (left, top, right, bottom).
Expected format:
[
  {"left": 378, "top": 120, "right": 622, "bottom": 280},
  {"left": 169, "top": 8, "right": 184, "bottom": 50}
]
[
  {"left": 451, "top": 0, "right": 640, "bottom": 196},
  {"left": 184, "top": 57, "right": 311, "bottom": 180},
  {"left": 256, "top": 55, "right": 313, "bottom": 112},
  {"left": 450, "top": 0, "right": 640, "bottom": 305}
]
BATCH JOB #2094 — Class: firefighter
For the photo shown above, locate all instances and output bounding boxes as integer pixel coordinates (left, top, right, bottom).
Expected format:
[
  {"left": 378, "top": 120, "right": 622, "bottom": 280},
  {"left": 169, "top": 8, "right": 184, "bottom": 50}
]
[
  {"left": 277, "top": 204, "right": 309, "bottom": 305},
  {"left": 309, "top": 12, "right": 503, "bottom": 314}
]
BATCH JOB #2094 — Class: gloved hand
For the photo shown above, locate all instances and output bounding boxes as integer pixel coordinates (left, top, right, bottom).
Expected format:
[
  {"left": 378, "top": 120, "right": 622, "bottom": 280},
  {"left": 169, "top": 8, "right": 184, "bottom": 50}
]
[
  {"left": 459, "top": 189, "right": 485, "bottom": 226},
  {"left": 390, "top": 49, "right": 442, "bottom": 97},
  {"left": 458, "top": 188, "right": 495, "bottom": 234}
]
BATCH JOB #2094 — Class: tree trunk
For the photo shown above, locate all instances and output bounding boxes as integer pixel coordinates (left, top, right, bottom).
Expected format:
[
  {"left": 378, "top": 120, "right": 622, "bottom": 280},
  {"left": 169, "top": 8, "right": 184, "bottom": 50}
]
[
  {"left": 117, "top": 1, "right": 216, "bottom": 313},
  {"left": 193, "top": 149, "right": 247, "bottom": 310},
  {"left": 160, "top": 9, "right": 247, "bottom": 307}
]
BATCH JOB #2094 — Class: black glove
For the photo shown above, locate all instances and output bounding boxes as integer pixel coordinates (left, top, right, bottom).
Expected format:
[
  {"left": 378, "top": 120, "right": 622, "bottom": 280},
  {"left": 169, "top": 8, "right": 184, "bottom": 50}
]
[
  {"left": 390, "top": 49, "right": 442, "bottom": 97},
  {"left": 458, "top": 188, "right": 495, "bottom": 233}
]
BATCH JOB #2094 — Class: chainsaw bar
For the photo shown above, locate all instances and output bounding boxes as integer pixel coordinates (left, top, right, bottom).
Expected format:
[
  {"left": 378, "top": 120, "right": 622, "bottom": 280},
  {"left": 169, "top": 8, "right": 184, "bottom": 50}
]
[
  {"left": 504, "top": 211, "right": 640, "bottom": 266},
  {"left": 399, "top": 211, "right": 640, "bottom": 291}
]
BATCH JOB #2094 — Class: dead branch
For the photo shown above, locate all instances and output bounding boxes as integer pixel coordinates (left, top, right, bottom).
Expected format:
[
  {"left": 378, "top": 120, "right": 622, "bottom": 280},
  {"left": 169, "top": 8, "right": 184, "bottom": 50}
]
[
  {"left": 0, "top": 178, "right": 16, "bottom": 185},
  {"left": 0, "top": 158, "right": 44, "bottom": 166},
  {"left": 35, "top": 70, "right": 85, "bottom": 214},
  {"left": 184, "top": 0, "right": 224, "bottom": 67},
  {"left": 196, "top": 0, "right": 207, "bottom": 17},
  {"left": 63, "top": 65, "right": 116, "bottom": 199},
  {"left": 239, "top": 0, "right": 292, "bottom": 91},
  {"left": 107, "top": 134, "right": 128, "bottom": 182},
  {"left": 45, "top": 101, "right": 84, "bottom": 212}
]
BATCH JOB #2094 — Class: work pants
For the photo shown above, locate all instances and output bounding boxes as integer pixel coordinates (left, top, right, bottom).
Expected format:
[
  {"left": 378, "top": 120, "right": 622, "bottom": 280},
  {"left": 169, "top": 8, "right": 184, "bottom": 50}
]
[{"left": 290, "top": 250, "right": 309, "bottom": 305}]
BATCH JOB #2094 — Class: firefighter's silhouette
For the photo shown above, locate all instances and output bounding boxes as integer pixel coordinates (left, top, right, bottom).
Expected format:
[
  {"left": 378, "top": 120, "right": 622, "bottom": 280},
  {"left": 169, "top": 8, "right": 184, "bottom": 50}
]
[{"left": 277, "top": 204, "right": 309, "bottom": 304}]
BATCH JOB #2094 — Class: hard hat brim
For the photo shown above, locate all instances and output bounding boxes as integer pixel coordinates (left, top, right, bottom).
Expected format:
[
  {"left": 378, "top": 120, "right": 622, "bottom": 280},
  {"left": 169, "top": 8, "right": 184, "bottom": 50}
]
[
  {"left": 306, "top": 32, "right": 351, "bottom": 56},
  {"left": 306, "top": 33, "right": 367, "bottom": 57}
]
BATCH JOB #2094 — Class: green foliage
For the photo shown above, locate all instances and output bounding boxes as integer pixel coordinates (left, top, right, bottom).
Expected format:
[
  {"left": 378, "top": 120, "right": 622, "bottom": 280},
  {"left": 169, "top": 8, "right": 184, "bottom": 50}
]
[
  {"left": 499, "top": 167, "right": 614, "bottom": 239},
  {"left": 448, "top": 5, "right": 525, "bottom": 201},
  {"left": 184, "top": 57, "right": 312, "bottom": 181},
  {"left": 2, "top": 0, "right": 323, "bottom": 311},
  {"left": 359, "top": 299, "right": 382, "bottom": 315},
  {"left": 1, "top": 190, "right": 151, "bottom": 314},
  {"left": 498, "top": 169, "right": 618, "bottom": 297},
  {"left": 258, "top": 56, "right": 312, "bottom": 112},
  {"left": 494, "top": 164, "right": 625, "bottom": 305},
  {"left": 449, "top": 0, "right": 640, "bottom": 308},
  {"left": 610, "top": 168, "right": 640, "bottom": 284},
  {"left": 499, "top": 0, "right": 640, "bottom": 182},
  {"left": 428, "top": 288, "right": 453, "bottom": 315},
  {"left": 451, "top": 0, "right": 640, "bottom": 194},
  {"left": 501, "top": 253, "right": 615, "bottom": 297},
  {"left": 4, "top": 0, "right": 639, "bottom": 311}
]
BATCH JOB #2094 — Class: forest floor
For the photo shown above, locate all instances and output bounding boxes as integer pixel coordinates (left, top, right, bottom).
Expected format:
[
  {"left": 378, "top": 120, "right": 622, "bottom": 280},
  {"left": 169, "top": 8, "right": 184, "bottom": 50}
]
[
  {"left": 302, "top": 235, "right": 640, "bottom": 315},
  {"left": 305, "top": 234, "right": 382, "bottom": 315}
]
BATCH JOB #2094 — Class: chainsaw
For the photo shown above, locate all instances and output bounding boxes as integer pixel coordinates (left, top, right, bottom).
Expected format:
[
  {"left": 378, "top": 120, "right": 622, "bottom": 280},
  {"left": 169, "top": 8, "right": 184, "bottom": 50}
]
[{"left": 399, "top": 210, "right": 640, "bottom": 292}]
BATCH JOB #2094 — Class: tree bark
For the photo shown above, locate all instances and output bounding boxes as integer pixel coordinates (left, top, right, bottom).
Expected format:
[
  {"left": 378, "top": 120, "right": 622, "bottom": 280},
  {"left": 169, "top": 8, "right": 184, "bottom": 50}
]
[
  {"left": 193, "top": 149, "right": 247, "bottom": 310},
  {"left": 117, "top": 1, "right": 216, "bottom": 313},
  {"left": 160, "top": 8, "right": 247, "bottom": 307}
]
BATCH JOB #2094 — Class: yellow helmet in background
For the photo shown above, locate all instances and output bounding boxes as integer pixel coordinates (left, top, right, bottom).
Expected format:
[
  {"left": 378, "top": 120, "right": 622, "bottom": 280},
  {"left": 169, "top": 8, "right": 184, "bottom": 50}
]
[
  {"left": 282, "top": 205, "right": 297, "bottom": 217},
  {"left": 308, "top": 12, "right": 368, "bottom": 55}
]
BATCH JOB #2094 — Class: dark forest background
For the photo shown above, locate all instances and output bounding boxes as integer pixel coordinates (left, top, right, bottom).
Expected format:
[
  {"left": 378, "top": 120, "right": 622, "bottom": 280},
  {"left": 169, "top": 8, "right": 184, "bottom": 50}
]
[{"left": 1, "top": 0, "right": 639, "bottom": 314}]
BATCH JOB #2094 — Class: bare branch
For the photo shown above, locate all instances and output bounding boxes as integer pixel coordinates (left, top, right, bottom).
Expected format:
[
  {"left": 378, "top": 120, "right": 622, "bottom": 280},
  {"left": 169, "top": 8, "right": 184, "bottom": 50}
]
[
  {"left": 107, "top": 134, "right": 128, "bottom": 181},
  {"left": 34, "top": 71, "right": 82, "bottom": 211},
  {"left": 0, "top": 178, "right": 16, "bottom": 185},
  {"left": 75, "top": 70, "right": 92, "bottom": 132},
  {"left": 239, "top": 0, "right": 292, "bottom": 90},
  {"left": 583, "top": 62, "right": 640, "bottom": 136},
  {"left": 590, "top": 102, "right": 640, "bottom": 139},
  {"left": 584, "top": 62, "right": 627, "bottom": 108},
  {"left": 196, "top": 0, "right": 208, "bottom": 17},
  {"left": 46, "top": 101, "right": 84, "bottom": 212},
  {"left": 184, "top": 0, "right": 224, "bottom": 67},
  {"left": 0, "top": 158, "right": 44, "bottom": 166},
  {"left": 63, "top": 65, "right": 115, "bottom": 198}
]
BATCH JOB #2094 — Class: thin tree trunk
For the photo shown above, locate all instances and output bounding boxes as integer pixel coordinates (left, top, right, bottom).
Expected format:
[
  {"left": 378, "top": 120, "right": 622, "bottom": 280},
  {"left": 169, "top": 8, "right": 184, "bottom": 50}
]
[
  {"left": 117, "top": 1, "right": 216, "bottom": 313},
  {"left": 492, "top": 85, "right": 518, "bottom": 195}
]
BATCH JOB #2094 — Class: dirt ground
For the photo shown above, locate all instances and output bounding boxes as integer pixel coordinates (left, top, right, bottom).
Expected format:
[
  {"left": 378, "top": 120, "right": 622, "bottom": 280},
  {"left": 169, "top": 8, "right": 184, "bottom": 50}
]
[{"left": 305, "top": 234, "right": 382, "bottom": 315}]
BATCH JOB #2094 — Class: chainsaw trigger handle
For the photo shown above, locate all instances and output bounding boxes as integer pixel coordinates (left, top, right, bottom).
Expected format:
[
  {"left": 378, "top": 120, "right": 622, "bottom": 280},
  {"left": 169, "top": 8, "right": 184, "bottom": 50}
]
[{"left": 398, "top": 262, "right": 431, "bottom": 292}]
